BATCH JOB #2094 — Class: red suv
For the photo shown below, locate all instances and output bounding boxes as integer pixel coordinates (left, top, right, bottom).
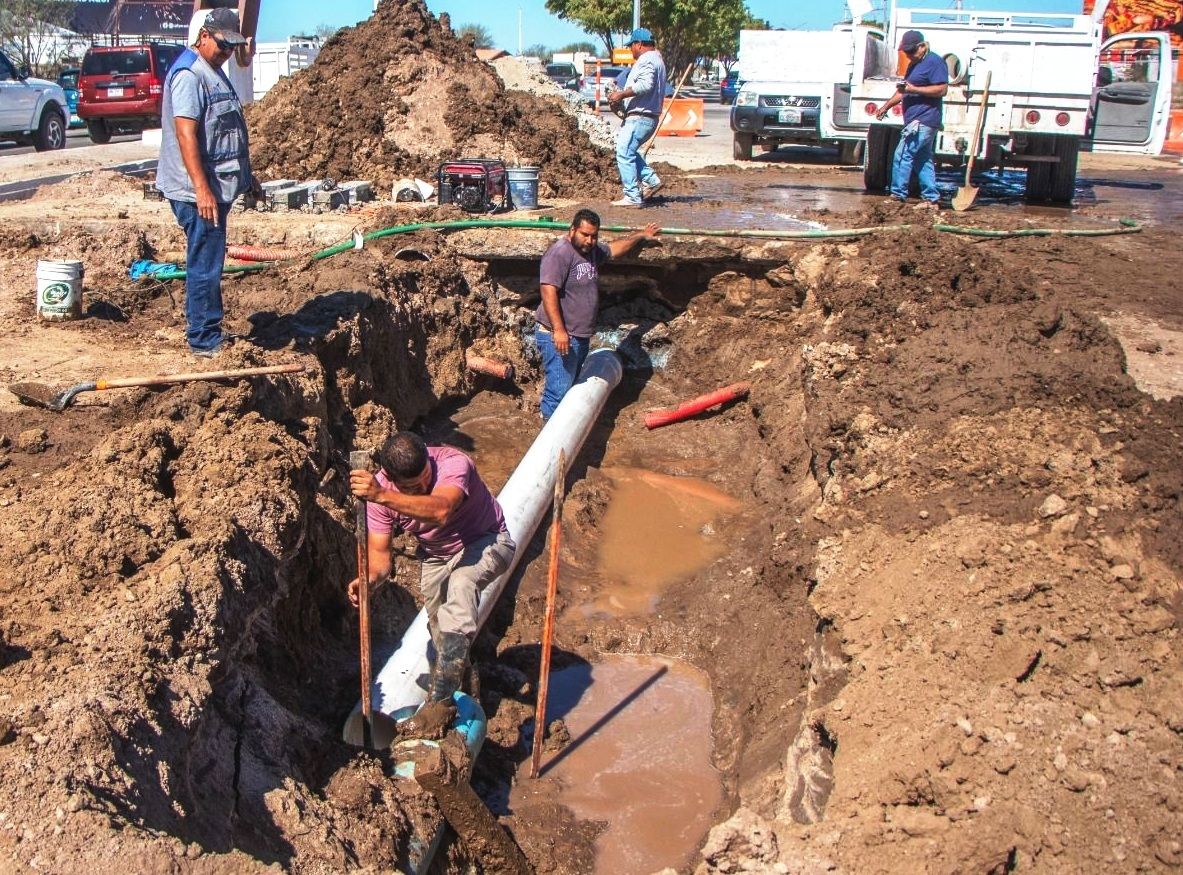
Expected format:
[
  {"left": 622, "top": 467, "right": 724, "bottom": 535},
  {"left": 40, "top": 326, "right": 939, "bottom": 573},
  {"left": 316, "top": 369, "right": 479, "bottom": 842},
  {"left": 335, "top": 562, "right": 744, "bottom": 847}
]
[{"left": 77, "top": 43, "right": 185, "bottom": 143}]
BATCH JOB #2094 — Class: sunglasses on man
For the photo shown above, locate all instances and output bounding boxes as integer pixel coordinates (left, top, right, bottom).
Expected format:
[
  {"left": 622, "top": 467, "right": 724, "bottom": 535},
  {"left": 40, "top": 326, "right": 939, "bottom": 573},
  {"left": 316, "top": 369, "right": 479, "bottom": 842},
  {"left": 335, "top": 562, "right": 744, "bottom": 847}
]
[{"left": 203, "top": 30, "right": 236, "bottom": 52}]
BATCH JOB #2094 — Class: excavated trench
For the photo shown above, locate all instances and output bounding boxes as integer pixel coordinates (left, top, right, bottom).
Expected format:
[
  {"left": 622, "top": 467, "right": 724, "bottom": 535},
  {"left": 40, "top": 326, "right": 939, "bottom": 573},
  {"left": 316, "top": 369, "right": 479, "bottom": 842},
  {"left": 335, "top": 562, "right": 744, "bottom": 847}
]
[{"left": 0, "top": 234, "right": 842, "bottom": 873}]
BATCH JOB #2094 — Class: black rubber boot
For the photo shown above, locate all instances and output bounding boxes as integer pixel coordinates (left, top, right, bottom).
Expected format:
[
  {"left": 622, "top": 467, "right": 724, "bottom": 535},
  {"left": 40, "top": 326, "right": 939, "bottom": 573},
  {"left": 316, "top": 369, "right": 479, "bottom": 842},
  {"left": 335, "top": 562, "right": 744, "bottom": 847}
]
[{"left": 428, "top": 631, "right": 470, "bottom": 702}]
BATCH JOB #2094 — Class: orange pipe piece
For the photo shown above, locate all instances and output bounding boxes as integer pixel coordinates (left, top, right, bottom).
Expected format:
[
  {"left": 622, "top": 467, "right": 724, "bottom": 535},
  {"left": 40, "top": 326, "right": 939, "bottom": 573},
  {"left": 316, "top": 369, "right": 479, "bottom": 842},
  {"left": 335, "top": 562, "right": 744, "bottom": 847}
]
[
  {"left": 466, "top": 352, "right": 515, "bottom": 381},
  {"left": 226, "top": 244, "right": 301, "bottom": 262},
  {"left": 643, "top": 381, "right": 751, "bottom": 430}
]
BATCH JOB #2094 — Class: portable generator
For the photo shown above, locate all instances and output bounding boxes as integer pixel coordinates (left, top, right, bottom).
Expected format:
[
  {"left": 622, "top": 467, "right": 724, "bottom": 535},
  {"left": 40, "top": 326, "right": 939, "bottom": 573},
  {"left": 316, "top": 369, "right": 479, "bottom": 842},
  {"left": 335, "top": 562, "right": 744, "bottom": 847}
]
[{"left": 437, "top": 159, "right": 508, "bottom": 213}]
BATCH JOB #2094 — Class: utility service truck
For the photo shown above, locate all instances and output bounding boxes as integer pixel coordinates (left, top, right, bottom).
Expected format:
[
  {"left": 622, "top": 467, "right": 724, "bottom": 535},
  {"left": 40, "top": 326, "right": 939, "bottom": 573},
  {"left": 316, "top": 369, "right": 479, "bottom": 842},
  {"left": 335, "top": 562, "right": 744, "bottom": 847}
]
[
  {"left": 730, "top": 24, "right": 890, "bottom": 164},
  {"left": 851, "top": 3, "right": 1173, "bottom": 203}
]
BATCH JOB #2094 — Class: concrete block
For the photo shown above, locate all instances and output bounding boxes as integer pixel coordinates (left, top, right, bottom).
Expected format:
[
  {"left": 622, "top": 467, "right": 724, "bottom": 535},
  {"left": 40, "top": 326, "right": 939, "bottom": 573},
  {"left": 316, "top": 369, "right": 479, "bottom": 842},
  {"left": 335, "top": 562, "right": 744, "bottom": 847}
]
[{"left": 341, "top": 181, "right": 374, "bottom": 204}]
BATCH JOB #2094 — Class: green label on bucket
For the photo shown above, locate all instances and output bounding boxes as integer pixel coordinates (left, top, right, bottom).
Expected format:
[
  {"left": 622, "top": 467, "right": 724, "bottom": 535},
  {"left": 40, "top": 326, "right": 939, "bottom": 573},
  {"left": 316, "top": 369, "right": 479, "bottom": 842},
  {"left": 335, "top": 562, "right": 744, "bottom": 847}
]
[{"left": 41, "top": 282, "right": 72, "bottom": 307}]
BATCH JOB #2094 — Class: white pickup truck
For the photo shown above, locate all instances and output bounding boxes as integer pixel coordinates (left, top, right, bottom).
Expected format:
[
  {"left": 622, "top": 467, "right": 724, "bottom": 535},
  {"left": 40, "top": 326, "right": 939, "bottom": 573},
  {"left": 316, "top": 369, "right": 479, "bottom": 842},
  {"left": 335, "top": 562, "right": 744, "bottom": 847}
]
[
  {"left": 0, "top": 49, "right": 68, "bottom": 151},
  {"left": 851, "top": 3, "right": 1173, "bottom": 203},
  {"left": 730, "top": 24, "right": 890, "bottom": 164}
]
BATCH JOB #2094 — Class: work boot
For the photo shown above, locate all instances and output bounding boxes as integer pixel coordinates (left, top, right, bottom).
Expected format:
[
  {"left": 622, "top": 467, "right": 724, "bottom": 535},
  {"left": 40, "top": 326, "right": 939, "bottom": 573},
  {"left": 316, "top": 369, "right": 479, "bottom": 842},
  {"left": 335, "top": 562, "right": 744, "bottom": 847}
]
[{"left": 428, "top": 631, "right": 470, "bottom": 702}]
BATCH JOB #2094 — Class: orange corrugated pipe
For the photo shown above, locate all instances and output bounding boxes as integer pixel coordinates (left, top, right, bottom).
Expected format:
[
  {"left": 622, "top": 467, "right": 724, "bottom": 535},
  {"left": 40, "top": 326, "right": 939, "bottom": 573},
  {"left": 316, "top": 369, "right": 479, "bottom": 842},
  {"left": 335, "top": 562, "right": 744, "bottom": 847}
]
[
  {"left": 643, "top": 381, "right": 751, "bottom": 429},
  {"left": 466, "top": 352, "right": 515, "bottom": 381},
  {"left": 226, "top": 244, "right": 301, "bottom": 262}
]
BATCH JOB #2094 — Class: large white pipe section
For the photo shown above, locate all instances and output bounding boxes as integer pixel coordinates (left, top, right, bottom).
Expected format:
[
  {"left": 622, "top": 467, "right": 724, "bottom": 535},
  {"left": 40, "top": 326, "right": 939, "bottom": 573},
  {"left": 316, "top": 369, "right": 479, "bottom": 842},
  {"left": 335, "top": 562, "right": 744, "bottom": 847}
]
[{"left": 344, "top": 348, "right": 624, "bottom": 746}]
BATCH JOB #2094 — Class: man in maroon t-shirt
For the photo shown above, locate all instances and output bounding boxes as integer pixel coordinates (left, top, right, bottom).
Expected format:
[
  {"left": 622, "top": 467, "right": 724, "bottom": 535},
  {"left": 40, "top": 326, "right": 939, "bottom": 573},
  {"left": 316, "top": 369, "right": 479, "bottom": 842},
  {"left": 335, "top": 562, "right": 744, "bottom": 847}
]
[
  {"left": 349, "top": 431, "right": 515, "bottom": 701},
  {"left": 535, "top": 208, "right": 661, "bottom": 419}
]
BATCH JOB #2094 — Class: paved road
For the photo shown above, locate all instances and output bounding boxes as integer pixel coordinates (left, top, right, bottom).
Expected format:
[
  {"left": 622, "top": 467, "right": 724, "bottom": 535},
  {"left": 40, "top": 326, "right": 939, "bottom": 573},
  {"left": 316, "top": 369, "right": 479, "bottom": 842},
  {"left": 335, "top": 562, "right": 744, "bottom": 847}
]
[{"left": 0, "top": 126, "right": 140, "bottom": 157}]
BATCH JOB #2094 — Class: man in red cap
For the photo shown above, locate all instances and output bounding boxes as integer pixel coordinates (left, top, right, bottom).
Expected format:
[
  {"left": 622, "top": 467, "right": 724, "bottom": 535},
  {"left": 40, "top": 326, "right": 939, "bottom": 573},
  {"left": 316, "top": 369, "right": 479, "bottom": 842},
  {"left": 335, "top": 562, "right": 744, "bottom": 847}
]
[{"left": 875, "top": 29, "right": 948, "bottom": 210}]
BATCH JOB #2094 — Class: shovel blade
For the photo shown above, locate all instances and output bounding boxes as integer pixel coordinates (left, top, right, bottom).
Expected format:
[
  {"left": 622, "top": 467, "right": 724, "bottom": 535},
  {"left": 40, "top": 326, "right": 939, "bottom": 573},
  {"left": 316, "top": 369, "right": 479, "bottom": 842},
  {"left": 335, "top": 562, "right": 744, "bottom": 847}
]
[
  {"left": 952, "top": 184, "right": 979, "bottom": 212},
  {"left": 7, "top": 382, "right": 67, "bottom": 411}
]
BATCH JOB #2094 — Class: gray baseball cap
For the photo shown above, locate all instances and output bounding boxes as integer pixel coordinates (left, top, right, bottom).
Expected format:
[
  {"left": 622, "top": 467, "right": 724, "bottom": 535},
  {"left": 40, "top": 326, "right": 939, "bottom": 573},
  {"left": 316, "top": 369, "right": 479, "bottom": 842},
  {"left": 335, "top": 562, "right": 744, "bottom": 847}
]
[{"left": 203, "top": 8, "right": 248, "bottom": 45}]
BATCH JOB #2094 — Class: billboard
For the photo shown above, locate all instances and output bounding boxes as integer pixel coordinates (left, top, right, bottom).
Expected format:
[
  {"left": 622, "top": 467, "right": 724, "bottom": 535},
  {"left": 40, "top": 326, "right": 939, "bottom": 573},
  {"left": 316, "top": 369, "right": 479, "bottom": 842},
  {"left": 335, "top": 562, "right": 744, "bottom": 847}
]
[{"left": 1084, "top": 0, "right": 1183, "bottom": 49}]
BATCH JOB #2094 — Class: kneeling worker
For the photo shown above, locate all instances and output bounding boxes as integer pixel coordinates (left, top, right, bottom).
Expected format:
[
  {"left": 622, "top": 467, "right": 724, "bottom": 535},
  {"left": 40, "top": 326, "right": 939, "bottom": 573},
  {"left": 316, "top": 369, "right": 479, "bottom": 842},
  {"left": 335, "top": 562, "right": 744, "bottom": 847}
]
[{"left": 349, "top": 431, "right": 515, "bottom": 701}]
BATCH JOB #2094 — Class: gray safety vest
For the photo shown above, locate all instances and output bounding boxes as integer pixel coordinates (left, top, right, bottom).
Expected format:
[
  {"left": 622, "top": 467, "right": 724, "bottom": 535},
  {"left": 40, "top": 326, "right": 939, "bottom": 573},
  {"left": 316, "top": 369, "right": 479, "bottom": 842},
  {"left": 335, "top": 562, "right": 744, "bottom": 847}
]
[{"left": 156, "top": 48, "right": 251, "bottom": 204}]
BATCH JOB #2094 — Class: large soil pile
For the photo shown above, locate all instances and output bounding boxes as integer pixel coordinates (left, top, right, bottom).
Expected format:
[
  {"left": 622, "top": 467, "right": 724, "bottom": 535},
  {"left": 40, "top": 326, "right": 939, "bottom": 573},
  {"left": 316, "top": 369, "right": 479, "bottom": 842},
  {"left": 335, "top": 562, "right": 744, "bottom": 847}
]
[{"left": 246, "top": 0, "right": 620, "bottom": 198}]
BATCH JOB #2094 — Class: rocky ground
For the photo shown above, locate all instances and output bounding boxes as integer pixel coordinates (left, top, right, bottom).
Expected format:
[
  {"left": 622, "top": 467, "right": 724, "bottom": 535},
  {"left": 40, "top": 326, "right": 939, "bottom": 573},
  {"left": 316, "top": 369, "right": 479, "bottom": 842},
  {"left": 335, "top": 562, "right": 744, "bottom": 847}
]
[{"left": 0, "top": 2, "right": 1180, "bottom": 873}]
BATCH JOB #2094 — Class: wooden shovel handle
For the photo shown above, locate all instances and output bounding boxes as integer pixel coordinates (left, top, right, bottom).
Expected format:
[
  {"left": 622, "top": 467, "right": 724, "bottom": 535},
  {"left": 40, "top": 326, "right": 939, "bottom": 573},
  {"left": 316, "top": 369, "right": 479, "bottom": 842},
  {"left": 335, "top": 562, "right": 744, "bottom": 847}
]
[
  {"left": 95, "top": 363, "right": 304, "bottom": 391},
  {"left": 964, "top": 71, "right": 993, "bottom": 185}
]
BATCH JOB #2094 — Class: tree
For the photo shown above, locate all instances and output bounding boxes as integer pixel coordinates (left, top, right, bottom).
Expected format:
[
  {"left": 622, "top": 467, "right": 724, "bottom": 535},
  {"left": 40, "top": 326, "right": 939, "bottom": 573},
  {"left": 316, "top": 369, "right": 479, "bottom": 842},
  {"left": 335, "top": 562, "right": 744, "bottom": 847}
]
[
  {"left": 0, "top": 0, "right": 77, "bottom": 75},
  {"left": 557, "top": 41, "right": 597, "bottom": 54},
  {"left": 456, "top": 22, "right": 494, "bottom": 49},
  {"left": 314, "top": 23, "right": 341, "bottom": 41},
  {"left": 545, "top": 0, "right": 762, "bottom": 76},
  {"left": 522, "top": 43, "right": 551, "bottom": 59},
  {"left": 544, "top": 0, "right": 630, "bottom": 56},
  {"left": 704, "top": 11, "right": 767, "bottom": 75}
]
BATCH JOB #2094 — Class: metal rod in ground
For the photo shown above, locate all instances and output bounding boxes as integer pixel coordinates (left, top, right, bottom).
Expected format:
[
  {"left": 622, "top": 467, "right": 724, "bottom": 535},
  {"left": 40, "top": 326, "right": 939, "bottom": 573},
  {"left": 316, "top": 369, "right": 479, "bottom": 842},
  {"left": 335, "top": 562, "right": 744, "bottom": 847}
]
[
  {"left": 350, "top": 450, "right": 374, "bottom": 749},
  {"left": 530, "top": 448, "right": 566, "bottom": 779}
]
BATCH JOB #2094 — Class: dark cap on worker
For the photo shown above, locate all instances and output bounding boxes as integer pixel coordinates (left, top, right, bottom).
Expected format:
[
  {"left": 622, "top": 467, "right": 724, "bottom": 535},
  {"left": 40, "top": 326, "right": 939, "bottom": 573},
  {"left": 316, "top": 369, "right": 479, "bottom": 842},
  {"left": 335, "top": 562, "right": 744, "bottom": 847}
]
[
  {"left": 204, "top": 7, "right": 248, "bottom": 44},
  {"left": 629, "top": 27, "right": 654, "bottom": 44},
  {"left": 898, "top": 30, "right": 925, "bottom": 52}
]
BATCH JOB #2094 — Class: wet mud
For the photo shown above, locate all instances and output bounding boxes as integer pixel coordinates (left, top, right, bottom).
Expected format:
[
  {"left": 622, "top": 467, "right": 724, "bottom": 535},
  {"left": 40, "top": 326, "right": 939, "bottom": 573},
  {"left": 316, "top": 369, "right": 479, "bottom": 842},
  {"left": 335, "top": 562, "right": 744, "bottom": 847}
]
[{"left": 0, "top": 28, "right": 1182, "bottom": 874}]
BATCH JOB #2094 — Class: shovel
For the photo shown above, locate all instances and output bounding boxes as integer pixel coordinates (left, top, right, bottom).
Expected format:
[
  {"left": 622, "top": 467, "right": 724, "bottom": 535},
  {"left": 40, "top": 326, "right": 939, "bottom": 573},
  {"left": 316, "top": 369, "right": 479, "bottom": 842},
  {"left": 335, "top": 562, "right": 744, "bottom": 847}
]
[
  {"left": 8, "top": 362, "right": 305, "bottom": 411},
  {"left": 952, "top": 71, "right": 992, "bottom": 213}
]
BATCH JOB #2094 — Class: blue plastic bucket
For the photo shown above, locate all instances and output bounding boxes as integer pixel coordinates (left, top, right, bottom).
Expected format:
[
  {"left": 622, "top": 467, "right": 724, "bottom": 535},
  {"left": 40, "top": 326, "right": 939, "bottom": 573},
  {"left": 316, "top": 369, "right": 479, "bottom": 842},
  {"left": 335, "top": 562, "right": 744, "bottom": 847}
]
[{"left": 507, "top": 166, "right": 540, "bottom": 210}]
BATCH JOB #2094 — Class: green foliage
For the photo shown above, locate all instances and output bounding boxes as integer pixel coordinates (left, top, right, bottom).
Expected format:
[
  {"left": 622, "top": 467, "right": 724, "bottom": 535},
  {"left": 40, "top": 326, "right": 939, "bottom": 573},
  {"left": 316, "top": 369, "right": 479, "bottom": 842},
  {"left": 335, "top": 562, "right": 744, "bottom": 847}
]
[
  {"left": 544, "top": 0, "right": 630, "bottom": 55},
  {"left": 456, "top": 22, "right": 494, "bottom": 49},
  {"left": 0, "top": 0, "right": 77, "bottom": 75},
  {"left": 522, "top": 43, "right": 551, "bottom": 59},
  {"left": 557, "top": 41, "right": 597, "bottom": 54}
]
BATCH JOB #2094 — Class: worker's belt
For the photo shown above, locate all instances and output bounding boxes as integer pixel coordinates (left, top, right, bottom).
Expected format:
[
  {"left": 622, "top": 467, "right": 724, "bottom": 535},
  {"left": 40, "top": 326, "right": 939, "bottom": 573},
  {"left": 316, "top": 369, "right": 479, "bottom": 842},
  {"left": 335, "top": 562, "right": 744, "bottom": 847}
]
[{"left": 627, "top": 111, "right": 659, "bottom": 119}]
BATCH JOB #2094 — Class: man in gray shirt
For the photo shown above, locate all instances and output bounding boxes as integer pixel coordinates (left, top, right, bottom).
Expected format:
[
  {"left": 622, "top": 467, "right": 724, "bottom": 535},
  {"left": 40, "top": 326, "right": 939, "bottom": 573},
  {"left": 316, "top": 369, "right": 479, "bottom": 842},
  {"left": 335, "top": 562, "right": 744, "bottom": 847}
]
[
  {"left": 535, "top": 209, "right": 660, "bottom": 418},
  {"left": 156, "top": 8, "right": 260, "bottom": 358},
  {"left": 608, "top": 28, "right": 668, "bottom": 207}
]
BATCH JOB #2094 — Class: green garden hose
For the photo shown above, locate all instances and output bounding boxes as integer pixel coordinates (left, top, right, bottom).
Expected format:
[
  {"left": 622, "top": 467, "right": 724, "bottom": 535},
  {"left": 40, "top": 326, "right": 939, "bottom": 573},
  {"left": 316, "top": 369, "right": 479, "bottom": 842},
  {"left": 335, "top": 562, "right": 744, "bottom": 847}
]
[{"left": 147, "top": 217, "right": 1142, "bottom": 280}]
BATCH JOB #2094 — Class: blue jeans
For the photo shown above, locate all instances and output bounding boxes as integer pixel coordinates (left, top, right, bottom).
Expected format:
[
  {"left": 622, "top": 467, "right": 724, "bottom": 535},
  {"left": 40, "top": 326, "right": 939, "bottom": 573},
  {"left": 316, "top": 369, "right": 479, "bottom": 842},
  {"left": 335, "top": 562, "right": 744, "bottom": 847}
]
[
  {"left": 536, "top": 327, "right": 590, "bottom": 419},
  {"left": 170, "top": 199, "right": 232, "bottom": 352},
  {"left": 615, "top": 115, "right": 661, "bottom": 203},
  {"left": 890, "top": 122, "right": 940, "bottom": 203}
]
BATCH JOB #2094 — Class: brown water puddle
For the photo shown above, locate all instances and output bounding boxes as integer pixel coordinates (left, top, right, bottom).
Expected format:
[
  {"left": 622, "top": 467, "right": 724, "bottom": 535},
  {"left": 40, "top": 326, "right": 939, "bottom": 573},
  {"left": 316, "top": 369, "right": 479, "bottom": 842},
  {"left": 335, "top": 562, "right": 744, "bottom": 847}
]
[
  {"left": 434, "top": 406, "right": 538, "bottom": 492},
  {"left": 511, "top": 655, "right": 723, "bottom": 875},
  {"left": 587, "top": 467, "right": 743, "bottom": 616}
]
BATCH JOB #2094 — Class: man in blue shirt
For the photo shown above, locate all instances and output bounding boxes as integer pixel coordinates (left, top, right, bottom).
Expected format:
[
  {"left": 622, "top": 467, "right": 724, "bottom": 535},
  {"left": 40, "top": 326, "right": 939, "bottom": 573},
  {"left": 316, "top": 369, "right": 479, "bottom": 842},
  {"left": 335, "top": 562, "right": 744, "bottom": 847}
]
[
  {"left": 876, "top": 30, "right": 948, "bottom": 210},
  {"left": 157, "top": 8, "right": 261, "bottom": 358}
]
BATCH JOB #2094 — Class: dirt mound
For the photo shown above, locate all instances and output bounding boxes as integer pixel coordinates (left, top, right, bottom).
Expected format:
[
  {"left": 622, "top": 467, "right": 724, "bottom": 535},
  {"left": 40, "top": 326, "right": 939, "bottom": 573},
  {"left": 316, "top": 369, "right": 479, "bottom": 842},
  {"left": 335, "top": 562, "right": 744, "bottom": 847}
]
[{"left": 246, "top": 0, "right": 620, "bottom": 199}]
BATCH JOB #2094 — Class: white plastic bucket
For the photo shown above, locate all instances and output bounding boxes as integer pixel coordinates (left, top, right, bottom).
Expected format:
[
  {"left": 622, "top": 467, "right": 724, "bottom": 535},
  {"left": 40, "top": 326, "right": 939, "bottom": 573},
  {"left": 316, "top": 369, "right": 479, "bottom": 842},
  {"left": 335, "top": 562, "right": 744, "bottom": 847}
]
[
  {"left": 36, "top": 259, "right": 84, "bottom": 321},
  {"left": 507, "top": 166, "right": 540, "bottom": 210}
]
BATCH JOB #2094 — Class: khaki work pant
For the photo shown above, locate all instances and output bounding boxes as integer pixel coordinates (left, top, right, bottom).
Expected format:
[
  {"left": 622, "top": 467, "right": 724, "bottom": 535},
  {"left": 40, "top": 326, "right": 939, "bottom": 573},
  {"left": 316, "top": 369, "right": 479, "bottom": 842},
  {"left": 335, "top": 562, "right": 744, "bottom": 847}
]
[{"left": 420, "top": 531, "right": 516, "bottom": 637}]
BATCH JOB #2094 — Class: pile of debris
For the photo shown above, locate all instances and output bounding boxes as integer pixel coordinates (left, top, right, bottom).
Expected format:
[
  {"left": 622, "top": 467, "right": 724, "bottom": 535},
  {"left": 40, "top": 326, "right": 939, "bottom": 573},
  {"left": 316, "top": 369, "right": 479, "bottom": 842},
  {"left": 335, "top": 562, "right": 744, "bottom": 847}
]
[{"left": 246, "top": 0, "right": 620, "bottom": 199}]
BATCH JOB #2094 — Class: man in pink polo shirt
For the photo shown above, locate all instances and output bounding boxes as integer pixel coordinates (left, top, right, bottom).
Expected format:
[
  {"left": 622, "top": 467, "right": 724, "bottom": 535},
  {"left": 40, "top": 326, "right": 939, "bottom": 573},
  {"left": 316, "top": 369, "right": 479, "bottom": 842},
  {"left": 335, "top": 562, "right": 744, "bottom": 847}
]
[{"left": 349, "top": 431, "right": 515, "bottom": 702}]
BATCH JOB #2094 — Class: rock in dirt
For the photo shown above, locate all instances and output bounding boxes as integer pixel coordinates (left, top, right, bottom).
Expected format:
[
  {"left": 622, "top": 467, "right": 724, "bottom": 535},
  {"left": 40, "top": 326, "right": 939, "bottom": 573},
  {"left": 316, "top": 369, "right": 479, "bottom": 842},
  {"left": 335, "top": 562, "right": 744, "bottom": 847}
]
[
  {"left": 15, "top": 428, "right": 48, "bottom": 454},
  {"left": 1038, "top": 493, "right": 1069, "bottom": 518},
  {"left": 247, "top": 0, "right": 620, "bottom": 198}
]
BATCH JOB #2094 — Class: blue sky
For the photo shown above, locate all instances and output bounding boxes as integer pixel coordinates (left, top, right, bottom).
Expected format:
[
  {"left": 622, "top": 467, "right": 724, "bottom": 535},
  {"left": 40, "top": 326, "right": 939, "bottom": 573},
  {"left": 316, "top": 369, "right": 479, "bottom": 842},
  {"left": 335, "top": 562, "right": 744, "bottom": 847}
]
[{"left": 257, "top": 0, "right": 1083, "bottom": 52}]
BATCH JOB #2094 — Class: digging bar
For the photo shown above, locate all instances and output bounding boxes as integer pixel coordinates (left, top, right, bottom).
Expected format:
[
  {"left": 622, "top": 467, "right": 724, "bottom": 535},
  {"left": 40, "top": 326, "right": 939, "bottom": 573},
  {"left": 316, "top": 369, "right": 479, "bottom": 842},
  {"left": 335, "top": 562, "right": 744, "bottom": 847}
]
[
  {"left": 642, "top": 62, "right": 695, "bottom": 157},
  {"left": 7, "top": 363, "right": 305, "bottom": 411},
  {"left": 530, "top": 449, "right": 565, "bottom": 779},
  {"left": 952, "top": 71, "right": 992, "bottom": 213},
  {"left": 350, "top": 450, "right": 375, "bottom": 749}
]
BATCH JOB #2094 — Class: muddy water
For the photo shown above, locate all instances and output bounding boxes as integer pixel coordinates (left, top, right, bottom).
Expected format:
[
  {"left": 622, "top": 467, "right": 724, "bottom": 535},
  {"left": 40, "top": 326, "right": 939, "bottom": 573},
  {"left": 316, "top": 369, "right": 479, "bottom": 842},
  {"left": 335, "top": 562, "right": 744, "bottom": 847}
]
[
  {"left": 512, "top": 655, "right": 723, "bottom": 875},
  {"left": 587, "top": 467, "right": 743, "bottom": 616}
]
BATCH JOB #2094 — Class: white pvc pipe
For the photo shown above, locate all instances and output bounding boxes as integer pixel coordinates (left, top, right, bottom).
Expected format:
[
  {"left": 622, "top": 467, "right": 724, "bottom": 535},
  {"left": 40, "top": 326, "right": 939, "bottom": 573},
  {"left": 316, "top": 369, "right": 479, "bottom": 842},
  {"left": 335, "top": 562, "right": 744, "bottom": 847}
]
[{"left": 344, "top": 349, "right": 624, "bottom": 746}]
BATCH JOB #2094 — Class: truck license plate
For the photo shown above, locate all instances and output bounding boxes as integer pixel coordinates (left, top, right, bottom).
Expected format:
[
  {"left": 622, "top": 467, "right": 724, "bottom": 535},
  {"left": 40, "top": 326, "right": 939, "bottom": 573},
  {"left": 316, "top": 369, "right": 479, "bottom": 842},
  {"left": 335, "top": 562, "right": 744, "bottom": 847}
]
[
  {"left": 107, "top": 87, "right": 124, "bottom": 98},
  {"left": 778, "top": 108, "right": 802, "bottom": 124}
]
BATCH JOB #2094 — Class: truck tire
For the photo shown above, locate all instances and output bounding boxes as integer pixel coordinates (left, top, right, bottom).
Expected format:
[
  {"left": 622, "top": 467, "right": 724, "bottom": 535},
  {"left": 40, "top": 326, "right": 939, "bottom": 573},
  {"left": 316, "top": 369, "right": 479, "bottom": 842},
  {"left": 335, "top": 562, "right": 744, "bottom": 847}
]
[
  {"left": 1049, "top": 135, "right": 1080, "bottom": 205},
  {"left": 87, "top": 119, "right": 112, "bottom": 145},
  {"left": 33, "top": 108, "right": 66, "bottom": 151},
  {"left": 838, "top": 139, "right": 865, "bottom": 166},
  {"left": 733, "top": 132, "right": 753, "bottom": 161},
  {"left": 864, "top": 125, "right": 897, "bottom": 191}
]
